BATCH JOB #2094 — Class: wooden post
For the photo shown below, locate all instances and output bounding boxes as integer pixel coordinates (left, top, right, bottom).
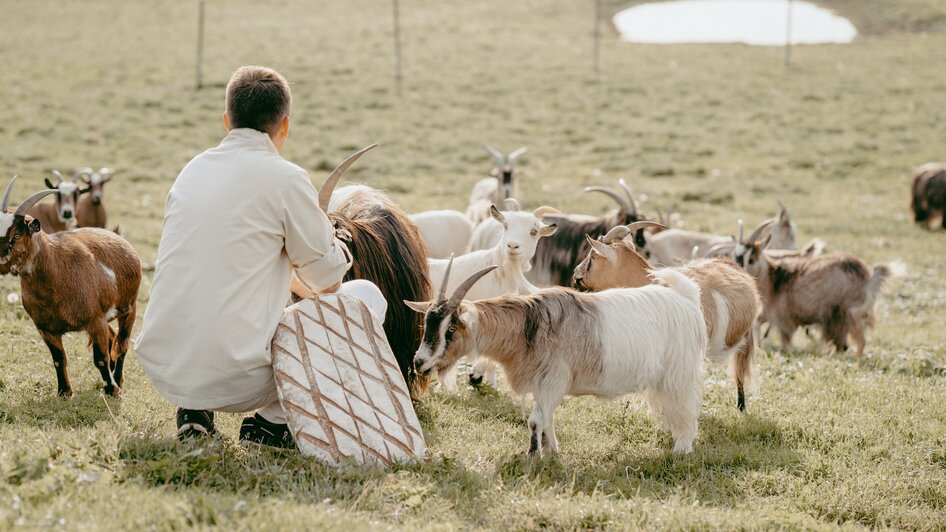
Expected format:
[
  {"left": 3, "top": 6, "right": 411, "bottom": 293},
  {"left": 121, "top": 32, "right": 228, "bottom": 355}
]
[
  {"left": 392, "top": 0, "right": 403, "bottom": 96},
  {"left": 593, "top": 0, "right": 602, "bottom": 72},
  {"left": 196, "top": 0, "right": 206, "bottom": 89},
  {"left": 784, "top": 0, "right": 793, "bottom": 66}
]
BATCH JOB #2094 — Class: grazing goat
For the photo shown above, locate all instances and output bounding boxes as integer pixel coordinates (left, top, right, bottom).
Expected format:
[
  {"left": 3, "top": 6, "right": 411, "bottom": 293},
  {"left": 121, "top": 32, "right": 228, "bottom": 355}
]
[
  {"left": 0, "top": 177, "right": 141, "bottom": 397},
  {"left": 290, "top": 145, "right": 433, "bottom": 398},
  {"left": 649, "top": 204, "right": 795, "bottom": 266},
  {"left": 529, "top": 179, "right": 648, "bottom": 286},
  {"left": 428, "top": 205, "right": 558, "bottom": 390},
  {"left": 409, "top": 209, "right": 474, "bottom": 259},
  {"left": 911, "top": 162, "right": 946, "bottom": 230},
  {"left": 466, "top": 145, "right": 527, "bottom": 225},
  {"left": 77, "top": 167, "right": 113, "bottom": 228},
  {"left": 407, "top": 265, "right": 707, "bottom": 456},
  {"left": 27, "top": 170, "right": 83, "bottom": 233},
  {"left": 573, "top": 224, "right": 761, "bottom": 411},
  {"left": 742, "top": 237, "right": 903, "bottom": 357}
]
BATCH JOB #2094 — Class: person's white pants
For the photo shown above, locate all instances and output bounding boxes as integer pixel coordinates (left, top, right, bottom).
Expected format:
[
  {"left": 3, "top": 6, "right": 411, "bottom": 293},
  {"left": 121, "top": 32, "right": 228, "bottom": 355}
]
[{"left": 213, "top": 279, "right": 388, "bottom": 424}]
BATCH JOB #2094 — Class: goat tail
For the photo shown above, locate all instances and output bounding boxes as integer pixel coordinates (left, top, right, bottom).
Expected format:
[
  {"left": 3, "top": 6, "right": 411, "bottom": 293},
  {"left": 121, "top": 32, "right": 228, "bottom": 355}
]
[
  {"left": 852, "top": 260, "right": 906, "bottom": 318},
  {"left": 651, "top": 268, "right": 702, "bottom": 308}
]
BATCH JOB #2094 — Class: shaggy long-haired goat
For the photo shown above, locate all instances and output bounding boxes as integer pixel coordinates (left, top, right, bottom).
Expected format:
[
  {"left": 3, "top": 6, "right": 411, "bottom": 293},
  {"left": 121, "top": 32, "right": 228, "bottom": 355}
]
[
  {"left": 0, "top": 177, "right": 141, "bottom": 397},
  {"left": 27, "top": 170, "right": 84, "bottom": 233},
  {"left": 407, "top": 263, "right": 707, "bottom": 456},
  {"left": 911, "top": 162, "right": 946, "bottom": 230},
  {"left": 742, "top": 237, "right": 903, "bottom": 357},
  {"left": 466, "top": 145, "right": 528, "bottom": 225},
  {"left": 76, "top": 167, "right": 113, "bottom": 228},
  {"left": 290, "top": 146, "right": 433, "bottom": 398},
  {"left": 573, "top": 223, "right": 762, "bottom": 411},
  {"left": 528, "top": 179, "right": 648, "bottom": 287}
]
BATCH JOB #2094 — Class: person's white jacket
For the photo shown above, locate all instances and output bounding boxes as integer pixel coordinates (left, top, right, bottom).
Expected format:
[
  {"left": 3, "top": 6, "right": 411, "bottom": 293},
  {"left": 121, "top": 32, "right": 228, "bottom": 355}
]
[{"left": 135, "top": 128, "right": 351, "bottom": 410}]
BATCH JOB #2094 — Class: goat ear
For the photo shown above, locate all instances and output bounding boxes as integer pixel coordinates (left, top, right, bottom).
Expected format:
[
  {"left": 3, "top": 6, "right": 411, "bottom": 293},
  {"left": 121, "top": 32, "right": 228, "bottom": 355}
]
[
  {"left": 44, "top": 178, "right": 55, "bottom": 190},
  {"left": 28, "top": 218, "right": 40, "bottom": 234},
  {"left": 489, "top": 205, "right": 505, "bottom": 224},
  {"left": 539, "top": 223, "right": 557, "bottom": 237},
  {"left": 403, "top": 300, "right": 431, "bottom": 313},
  {"left": 457, "top": 305, "right": 475, "bottom": 326}
]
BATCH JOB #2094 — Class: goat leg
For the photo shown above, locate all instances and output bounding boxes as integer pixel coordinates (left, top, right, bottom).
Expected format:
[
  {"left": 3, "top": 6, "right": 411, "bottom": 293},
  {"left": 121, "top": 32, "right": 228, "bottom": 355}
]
[
  {"left": 112, "top": 305, "right": 136, "bottom": 389},
  {"left": 89, "top": 321, "right": 120, "bottom": 396},
  {"left": 40, "top": 331, "right": 72, "bottom": 397}
]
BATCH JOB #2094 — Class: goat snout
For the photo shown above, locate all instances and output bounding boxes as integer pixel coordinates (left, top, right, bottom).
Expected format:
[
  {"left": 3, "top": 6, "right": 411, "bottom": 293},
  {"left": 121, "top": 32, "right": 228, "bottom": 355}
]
[
  {"left": 91, "top": 196, "right": 101, "bottom": 205},
  {"left": 62, "top": 210, "right": 73, "bottom": 219},
  {"left": 413, "top": 355, "right": 433, "bottom": 375}
]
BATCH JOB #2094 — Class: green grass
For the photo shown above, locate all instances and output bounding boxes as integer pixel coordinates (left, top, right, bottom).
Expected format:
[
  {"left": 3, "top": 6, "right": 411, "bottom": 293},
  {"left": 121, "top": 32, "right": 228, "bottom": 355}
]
[{"left": 1, "top": 0, "right": 945, "bottom": 529}]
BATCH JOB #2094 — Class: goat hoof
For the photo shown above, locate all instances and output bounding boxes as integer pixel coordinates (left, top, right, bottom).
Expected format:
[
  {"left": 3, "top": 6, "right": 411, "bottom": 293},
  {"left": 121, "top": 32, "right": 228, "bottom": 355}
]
[
  {"left": 468, "top": 374, "right": 484, "bottom": 388},
  {"left": 58, "top": 389, "right": 74, "bottom": 399},
  {"left": 103, "top": 384, "right": 122, "bottom": 397}
]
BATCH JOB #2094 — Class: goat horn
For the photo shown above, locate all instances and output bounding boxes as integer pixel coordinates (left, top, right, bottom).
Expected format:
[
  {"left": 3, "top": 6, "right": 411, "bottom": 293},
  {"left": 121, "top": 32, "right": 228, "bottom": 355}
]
[
  {"left": 2, "top": 176, "right": 17, "bottom": 212},
  {"left": 738, "top": 219, "right": 745, "bottom": 242},
  {"left": 603, "top": 225, "right": 631, "bottom": 244},
  {"left": 532, "top": 206, "right": 561, "bottom": 218},
  {"left": 584, "top": 186, "right": 631, "bottom": 214},
  {"left": 745, "top": 218, "right": 776, "bottom": 245},
  {"left": 438, "top": 254, "right": 454, "bottom": 302},
  {"left": 706, "top": 241, "right": 735, "bottom": 257},
  {"left": 655, "top": 206, "right": 665, "bottom": 225},
  {"left": 14, "top": 189, "right": 57, "bottom": 216},
  {"left": 617, "top": 178, "right": 638, "bottom": 217},
  {"left": 507, "top": 147, "right": 528, "bottom": 166},
  {"left": 503, "top": 198, "right": 521, "bottom": 211},
  {"left": 626, "top": 220, "right": 666, "bottom": 233},
  {"left": 52, "top": 170, "right": 63, "bottom": 184},
  {"left": 318, "top": 144, "right": 378, "bottom": 212},
  {"left": 447, "top": 265, "right": 498, "bottom": 309},
  {"left": 482, "top": 145, "right": 506, "bottom": 168}
]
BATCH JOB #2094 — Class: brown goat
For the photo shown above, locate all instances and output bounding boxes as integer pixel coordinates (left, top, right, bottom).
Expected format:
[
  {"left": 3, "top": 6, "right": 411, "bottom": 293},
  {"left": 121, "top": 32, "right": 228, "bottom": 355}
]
[
  {"left": 574, "top": 223, "right": 762, "bottom": 411},
  {"left": 289, "top": 146, "right": 433, "bottom": 398},
  {"left": 77, "top": 167, "right": 112, "bottom": 228},
  {"left": 0, "top": 177, "right": 141, "bottom": 397},
  {"left": 743, "top": 238, "right": 903, "bottom": 357},
  {"left": 911, "top": 163, "right": 946, "bottom": 230},
  {"left": 28, "top": 171, "right": 84, "bottom": 233}
]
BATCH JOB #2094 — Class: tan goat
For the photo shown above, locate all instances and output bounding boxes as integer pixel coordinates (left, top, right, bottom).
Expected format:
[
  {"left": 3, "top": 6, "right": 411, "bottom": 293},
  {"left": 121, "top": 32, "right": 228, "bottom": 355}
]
[{"left": 574, "top": 223, "right": 762, "bottom": 411}]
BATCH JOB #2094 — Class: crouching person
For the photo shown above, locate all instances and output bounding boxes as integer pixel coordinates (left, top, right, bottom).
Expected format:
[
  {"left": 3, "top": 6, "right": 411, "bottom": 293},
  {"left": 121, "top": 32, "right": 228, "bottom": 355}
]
[{"left": 135, "top": 66, "right": 387, "bottom": 448}]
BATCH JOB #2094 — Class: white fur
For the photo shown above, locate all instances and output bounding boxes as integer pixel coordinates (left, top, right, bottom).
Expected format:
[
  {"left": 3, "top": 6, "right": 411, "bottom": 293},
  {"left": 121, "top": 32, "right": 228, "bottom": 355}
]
[
  {"left": 0, "top": 213, "right": 14, "bottom": 236},
  {"left": 428, "top": 209, "right": 552, "bottom": 390},
  {"left": 410, "top": 210, "right": 474, "bottom": 259},
  {"left": 645, "top": 229, "right": 732, "bottom": 266},
  {"left": 466, "top": 179, "right": 499, "bottom": 225},
  {"left": 100, "top": 264, "right": 117, "bottom": 285}
]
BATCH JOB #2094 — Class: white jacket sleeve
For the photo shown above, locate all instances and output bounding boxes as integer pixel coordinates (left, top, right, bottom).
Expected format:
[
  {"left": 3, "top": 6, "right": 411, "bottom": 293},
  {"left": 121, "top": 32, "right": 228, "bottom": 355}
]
[{"left": 282, "top": 169, "right": 352, "bottom": 291}]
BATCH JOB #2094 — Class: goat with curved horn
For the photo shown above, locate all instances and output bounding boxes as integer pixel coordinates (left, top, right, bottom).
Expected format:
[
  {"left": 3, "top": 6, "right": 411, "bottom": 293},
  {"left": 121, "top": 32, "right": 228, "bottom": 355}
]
[
  {"left": 438, "top": 254, "right": 454, "bottom": 301},
  {"left": 507, "top": 147, "right": 528, "bottom": 165},
  {"left": 618, "top": 178, "right": 639, "bottom": 217},
  {"left": 482, "top": 145, "right": 506, "bottom": 168},
  {"left": 15, "top": 189, "right": 57, "bottom": 217},
  {"left": 584, "top": 186, "right": 631, "bottom": 214},
  {"left": 317, "top": 144, "right": 378, "bottom": 212},
  {"left": 744, "top": 218, "right": 775, "bottom": 245},
  {"left": 2, "top": 176, "right": 18, "bottom": 212},
  {"left": 446, "top": 266, "right": 498, "bottom": 309}
]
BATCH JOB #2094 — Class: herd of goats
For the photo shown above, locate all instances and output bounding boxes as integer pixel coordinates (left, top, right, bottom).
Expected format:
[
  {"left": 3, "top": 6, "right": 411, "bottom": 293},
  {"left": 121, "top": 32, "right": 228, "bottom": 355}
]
[{"left": 0, "top": 147, "right": 943, "bottom": 455}]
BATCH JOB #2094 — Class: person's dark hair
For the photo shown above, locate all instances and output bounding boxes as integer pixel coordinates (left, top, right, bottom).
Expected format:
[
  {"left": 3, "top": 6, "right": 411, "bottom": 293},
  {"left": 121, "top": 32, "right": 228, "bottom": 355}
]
[{"left": 225, "top": 66, "right": 291, "bottom": 135}]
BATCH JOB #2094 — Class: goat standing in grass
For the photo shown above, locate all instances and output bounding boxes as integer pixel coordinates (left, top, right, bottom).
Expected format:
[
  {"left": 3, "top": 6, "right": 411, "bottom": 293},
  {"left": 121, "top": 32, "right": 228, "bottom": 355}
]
[
  {"left": 27, "top": 170, "right": 82, "bottom": 233},
  {"left": 741, "top": 236, "right": 903, "bottom": 357},
  {"left": 427, "top": 203, "right": 558, "bottom": 390},
  {"left": 466, "top": 145, "right": 527, "bottom": 225},
  {"left": 76, "top": 167, "right": 113, "bottom": 228},
  {"left": 911, "top": 162, "right": 946, "bottom": 230},
  {"left": 574, "top": 223, "right": 761, "bottom": 411},
  {"left": 407, "top": 263, "right": 706, "bottom": 456},
  {"left": 0, "top": 177, "right": 141, "bottom": 397}
]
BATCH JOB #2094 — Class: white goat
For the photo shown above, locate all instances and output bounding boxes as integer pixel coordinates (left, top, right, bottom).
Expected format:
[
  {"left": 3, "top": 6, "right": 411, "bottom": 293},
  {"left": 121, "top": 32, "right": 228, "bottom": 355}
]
[
  {"left": 427, "top": 204, "right": 558, "bottom": 390},
  {"left": 466, "top": 145, "right": 527, "bottom": 225},
  {"left": 408, "top": 266, "right": 707, "bottom": 456},
  {"left": 410, "top": 209, "right": 474, "bottom": 259}
]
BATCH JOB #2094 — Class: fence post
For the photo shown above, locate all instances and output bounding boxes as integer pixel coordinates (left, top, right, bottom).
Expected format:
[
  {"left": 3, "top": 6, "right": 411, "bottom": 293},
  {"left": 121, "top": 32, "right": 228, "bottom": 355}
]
[
  {"left": 196, "top": 0, "right": 206, "bottom": 89},
  {"left": 392, "top": 0, "right": 403, "bottom": 96}
]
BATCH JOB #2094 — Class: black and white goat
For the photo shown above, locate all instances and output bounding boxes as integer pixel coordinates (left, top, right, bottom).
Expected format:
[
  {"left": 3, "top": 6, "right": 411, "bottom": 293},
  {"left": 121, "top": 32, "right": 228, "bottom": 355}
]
[
  {"left": 27, "top": 170, "right": 83, "bottom": 233},
  {"left": 407, "top": 264, "right": 706, "bottom": 456}
]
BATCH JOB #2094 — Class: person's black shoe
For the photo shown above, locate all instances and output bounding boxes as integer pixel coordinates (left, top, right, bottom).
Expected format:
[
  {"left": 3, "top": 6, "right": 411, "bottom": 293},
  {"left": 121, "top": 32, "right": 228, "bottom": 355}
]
[
  {"left": 239, "top": 414, "right": 296, "bottom": 449},
  {"left": 176, "top": 408, "right": 216, "bottom": 441}
]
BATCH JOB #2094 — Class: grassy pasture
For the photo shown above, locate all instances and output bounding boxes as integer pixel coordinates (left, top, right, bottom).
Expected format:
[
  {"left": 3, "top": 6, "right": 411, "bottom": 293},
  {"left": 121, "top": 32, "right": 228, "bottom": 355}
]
[{"left": 0, "top": 0, "right": 945, "bottom": 529}]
